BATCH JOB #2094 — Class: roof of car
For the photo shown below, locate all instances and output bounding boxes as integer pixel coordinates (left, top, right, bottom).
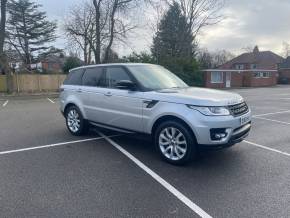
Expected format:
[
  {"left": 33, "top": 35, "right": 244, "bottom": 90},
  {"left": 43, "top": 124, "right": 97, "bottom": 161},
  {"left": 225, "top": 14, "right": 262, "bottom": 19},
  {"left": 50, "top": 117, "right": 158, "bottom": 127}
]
[{"left": 70, "top": 63, "right": 155, "bottom": 72}]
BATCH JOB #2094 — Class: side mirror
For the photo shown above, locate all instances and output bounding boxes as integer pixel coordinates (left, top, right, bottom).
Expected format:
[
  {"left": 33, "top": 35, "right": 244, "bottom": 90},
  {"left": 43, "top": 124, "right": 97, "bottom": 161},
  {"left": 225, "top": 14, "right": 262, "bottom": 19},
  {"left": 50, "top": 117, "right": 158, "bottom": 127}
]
[{"left": 115, "top": 80, "right": 136, "bottom": 90}]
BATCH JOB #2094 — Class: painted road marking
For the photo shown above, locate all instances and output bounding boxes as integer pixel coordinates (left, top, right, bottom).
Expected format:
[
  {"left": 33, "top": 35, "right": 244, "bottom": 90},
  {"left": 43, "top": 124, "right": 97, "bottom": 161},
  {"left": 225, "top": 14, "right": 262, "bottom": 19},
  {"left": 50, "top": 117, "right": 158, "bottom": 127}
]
[
  {"left": 0, "top": 134, "right": 121, "bottom": 156},
  {"left": 47, "top": 98, "right": 55, "bottom": 103},
  {"left": 2, "top": 100, "right": 8, "bottom": 107},
  {"left": 244, "top": 140, "right": 290, "bottom": 158},
  {"left": 253, "top": 110, "right": 290, "bottom": 117},
  {"left": 253, "top": 117, "right": 290, "bottom": 125},
  {"left": 97, "top": 131, "right": 212, "bottom": 218}
]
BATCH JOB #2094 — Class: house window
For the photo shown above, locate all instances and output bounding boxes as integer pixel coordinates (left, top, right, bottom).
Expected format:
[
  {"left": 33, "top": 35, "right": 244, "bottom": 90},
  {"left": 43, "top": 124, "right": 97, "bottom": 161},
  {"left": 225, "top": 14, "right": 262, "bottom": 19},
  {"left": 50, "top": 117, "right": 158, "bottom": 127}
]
[
  {"left": 253, "top": 72, "right": 260, "bottom": 78},
  {"left": 253, "top": 72, "right": 271, "bottom": 78},
  {"left": 251, "top": 64, "right": 257, "bottom": 69},
  {"left": 262, "top": 72, "right": 271, "bottom": 78},
  {"left": 211, "top": 72, "right": 223, "bottom": 83},
  {"left": 235, "top": 64, "right": 244, "bottom": 70}
]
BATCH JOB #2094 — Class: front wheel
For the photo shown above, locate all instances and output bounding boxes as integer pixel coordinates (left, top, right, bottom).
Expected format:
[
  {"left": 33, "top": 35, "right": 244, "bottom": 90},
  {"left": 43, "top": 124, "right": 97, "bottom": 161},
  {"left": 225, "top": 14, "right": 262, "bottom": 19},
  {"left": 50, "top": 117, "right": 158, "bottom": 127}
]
[
  {"left": 65, "top": 105, "right": 88, "bottom": 136},
  {"left": 154, "top": 121, "right": 197, "bottom": 165}
]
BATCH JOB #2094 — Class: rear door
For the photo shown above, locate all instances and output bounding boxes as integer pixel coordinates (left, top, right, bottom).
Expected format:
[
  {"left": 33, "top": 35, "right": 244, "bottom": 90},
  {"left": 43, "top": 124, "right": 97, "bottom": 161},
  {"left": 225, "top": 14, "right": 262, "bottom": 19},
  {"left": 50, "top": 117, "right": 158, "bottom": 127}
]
[
  {"left": 62, "top": 68, "right": 85, "bottom": 106},
  {"left": 98, "top": 66, "right": 144, "bottom": 132},
  {"left": 81, "top": 66, "right": 107, "bottom": 122}
]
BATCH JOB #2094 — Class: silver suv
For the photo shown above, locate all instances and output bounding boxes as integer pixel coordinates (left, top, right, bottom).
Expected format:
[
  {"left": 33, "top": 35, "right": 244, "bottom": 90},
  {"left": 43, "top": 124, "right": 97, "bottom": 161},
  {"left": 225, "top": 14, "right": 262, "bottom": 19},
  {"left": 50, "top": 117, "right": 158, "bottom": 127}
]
[{"left": 60, "top": 63, "right": 251, "bottom": 164}]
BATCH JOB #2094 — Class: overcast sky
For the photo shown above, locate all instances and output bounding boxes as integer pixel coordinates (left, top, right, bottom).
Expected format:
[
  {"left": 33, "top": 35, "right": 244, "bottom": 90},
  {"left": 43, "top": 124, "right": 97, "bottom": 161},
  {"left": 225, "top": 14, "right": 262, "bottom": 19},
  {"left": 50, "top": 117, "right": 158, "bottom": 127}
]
[{"left": 38, "top": 0, "right": 290, "bottom": 56}]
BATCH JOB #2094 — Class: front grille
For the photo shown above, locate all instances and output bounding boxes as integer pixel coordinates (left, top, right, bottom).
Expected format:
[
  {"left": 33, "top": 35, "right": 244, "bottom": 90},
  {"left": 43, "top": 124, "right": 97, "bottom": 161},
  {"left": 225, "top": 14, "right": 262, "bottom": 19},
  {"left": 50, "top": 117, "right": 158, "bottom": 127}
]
[{"left": 228, "top": 102, "right": 249, "bottom": 116}]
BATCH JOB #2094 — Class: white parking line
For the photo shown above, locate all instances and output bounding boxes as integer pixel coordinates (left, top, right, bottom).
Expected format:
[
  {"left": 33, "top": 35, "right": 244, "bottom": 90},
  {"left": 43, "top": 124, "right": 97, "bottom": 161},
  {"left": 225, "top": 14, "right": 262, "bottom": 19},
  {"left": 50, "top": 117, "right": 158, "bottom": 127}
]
[
  {"left": 47, "top": 98, "right": 55, "bottom": 104},
  {"left": 97, "top": 131, "right": 212, "bottom": 218},
  {"left": 253, "top": 110, "right": 290, "bottom": 117},
  {"left": 244, "top": 140, "right": 290, "bottom": 157},
  {"left": 0, "top": 134, "right": 121, "bottom": 156},
  {"left": 253, "top": 117, "right": 290, "bottom": 125},
  {"left": 2, "top": 100, "right": 8, "bottom": 107}
]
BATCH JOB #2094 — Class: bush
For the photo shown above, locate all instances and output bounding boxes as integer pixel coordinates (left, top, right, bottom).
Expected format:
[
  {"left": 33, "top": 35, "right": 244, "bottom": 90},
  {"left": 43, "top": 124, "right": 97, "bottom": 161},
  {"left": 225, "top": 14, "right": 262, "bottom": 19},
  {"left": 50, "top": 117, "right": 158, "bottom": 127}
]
[{"left": 63, "top": 57, "right": 82, "bottom": 73}]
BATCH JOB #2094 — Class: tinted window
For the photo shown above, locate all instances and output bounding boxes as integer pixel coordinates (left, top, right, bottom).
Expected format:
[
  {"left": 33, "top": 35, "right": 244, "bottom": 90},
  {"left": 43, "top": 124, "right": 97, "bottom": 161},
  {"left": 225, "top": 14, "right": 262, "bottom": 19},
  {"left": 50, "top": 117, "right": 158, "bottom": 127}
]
[
  {"left": 107, "top": 67, "right": 132, "bottom": 88},
  {"left": 82, "top": 67, "right": 103, "bottom": 86},
  {"left": 63, "top": 69, "right": 84, "bottom": 85},
  {"left": 98, "top": 73, "right": 107, "bottom": 87}
]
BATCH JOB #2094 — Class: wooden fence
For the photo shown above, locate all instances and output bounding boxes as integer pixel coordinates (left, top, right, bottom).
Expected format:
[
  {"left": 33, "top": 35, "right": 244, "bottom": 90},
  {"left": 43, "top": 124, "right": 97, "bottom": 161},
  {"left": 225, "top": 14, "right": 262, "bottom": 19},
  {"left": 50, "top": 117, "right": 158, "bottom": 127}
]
[
  {"left": 0, "top": 75, "right": 7, "bottom": 92},
  {"left": 0, "top": 74, "right": 66, "bottom": 92}
]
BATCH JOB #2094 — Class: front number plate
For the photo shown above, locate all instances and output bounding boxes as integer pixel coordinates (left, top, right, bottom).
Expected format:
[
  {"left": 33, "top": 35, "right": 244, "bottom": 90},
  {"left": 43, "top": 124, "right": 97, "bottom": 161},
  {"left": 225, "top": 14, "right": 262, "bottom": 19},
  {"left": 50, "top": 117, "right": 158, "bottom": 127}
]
[{"left": 240, "top": 114, "right": 250, "bottom": 125}]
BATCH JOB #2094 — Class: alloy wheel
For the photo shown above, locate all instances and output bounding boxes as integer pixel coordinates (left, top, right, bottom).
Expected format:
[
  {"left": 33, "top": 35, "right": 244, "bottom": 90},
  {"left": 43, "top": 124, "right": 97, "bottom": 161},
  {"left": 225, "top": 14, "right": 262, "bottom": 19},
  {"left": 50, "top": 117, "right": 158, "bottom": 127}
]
[
  {"left": 158, "top": 127, "right": 187, "bottom": 161},
  {"left": 67, "top": 109, "right": 81, "bottom": 133}
]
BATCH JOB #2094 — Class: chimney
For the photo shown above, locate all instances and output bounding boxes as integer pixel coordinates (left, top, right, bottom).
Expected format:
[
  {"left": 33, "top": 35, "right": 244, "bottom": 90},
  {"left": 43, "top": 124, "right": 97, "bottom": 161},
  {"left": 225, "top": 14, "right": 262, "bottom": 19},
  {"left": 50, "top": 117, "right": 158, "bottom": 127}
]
[{"left": 253, "top": 45, "right": 259, "bottom": 54}]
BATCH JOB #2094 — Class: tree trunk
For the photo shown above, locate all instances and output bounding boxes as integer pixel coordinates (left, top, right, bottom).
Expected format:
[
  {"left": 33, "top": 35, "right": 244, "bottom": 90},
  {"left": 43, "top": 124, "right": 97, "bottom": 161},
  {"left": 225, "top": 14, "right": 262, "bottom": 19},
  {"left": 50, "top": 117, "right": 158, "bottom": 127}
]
[
  {"left": 93, "top": 0, "right": 101, "bottom": 64},
  {"left": 0, "top": 0, "right": 11, "bottom": 93},
  {"left": 84, "top": 38, "right": 88, "bottom": 64},
  {"left": 103, "top": 0, "right": 117, "bottom": 63},
  {"left": 0, "top": 0, "right": 7, "bottom": 54}
]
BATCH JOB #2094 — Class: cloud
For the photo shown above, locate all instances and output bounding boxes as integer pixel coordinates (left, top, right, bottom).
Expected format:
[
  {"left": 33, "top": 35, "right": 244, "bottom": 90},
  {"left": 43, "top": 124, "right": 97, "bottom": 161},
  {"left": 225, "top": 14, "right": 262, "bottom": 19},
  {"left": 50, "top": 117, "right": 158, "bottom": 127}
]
[
  {"left": 41, "top": 0, "right": 290, "bottom": 56},
  {"left": 198, "top": 0, "right": 290, "bottom": 55}
]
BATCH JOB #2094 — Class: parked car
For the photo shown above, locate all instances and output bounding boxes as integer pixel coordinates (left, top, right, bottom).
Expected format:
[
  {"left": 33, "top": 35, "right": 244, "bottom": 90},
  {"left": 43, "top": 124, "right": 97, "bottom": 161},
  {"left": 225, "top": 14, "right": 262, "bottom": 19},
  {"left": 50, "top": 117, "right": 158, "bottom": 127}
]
[{"left": 60, "top": 63, "right": 251, "bottom": 165}]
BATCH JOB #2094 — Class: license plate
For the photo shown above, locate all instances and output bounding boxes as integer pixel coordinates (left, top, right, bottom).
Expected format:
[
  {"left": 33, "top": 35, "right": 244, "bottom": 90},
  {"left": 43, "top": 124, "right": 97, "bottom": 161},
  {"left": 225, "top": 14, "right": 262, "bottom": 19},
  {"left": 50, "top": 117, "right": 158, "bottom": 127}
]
[{"left": 240, "top": 115, "right": 250, "bottom": 125}]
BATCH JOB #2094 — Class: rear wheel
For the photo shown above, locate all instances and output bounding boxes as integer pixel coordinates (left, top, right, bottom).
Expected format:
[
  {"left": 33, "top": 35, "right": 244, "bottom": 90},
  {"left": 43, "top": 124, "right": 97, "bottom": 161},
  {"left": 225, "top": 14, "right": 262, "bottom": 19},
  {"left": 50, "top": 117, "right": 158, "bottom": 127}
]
[
  {"left": 65, "top": 105, "right": 88, "bottom": 136},
  {"left": 154, "top": 120, "right": 197, "bottom": 165}
]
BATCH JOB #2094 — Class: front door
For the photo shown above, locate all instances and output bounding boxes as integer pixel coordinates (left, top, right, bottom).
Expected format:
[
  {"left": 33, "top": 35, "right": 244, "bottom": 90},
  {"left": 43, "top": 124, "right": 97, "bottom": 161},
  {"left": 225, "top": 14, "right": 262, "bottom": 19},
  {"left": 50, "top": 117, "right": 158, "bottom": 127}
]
[
  {"left": 226, "top": 72, "right": 231, "bottom": 88},
  {"left": 99, "top": 66, "right": 144, "bottom": 132}
]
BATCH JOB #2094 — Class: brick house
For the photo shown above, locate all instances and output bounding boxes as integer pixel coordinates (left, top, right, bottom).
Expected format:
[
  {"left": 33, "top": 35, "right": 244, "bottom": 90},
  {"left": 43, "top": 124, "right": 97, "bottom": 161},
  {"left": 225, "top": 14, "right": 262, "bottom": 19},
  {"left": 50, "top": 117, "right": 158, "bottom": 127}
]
[
  {"left": 278, "top": 56, "right": 290, "bottom": 84},
  {"left": 203, "top": 46, "right": 284, "bottom": 88},
  {"left": 40, "top": 54, "right": 66, "bottom": 73}
]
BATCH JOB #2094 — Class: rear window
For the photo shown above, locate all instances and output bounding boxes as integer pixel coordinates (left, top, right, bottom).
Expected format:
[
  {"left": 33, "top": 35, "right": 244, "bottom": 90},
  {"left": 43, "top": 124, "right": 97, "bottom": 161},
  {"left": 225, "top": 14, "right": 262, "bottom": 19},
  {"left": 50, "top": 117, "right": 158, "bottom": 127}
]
[
  {"left": 63, "top": 69, "right": 84, "bottom": 85},
  {"left": 82, "top": 67, "right": 103, "bottom": 87}
]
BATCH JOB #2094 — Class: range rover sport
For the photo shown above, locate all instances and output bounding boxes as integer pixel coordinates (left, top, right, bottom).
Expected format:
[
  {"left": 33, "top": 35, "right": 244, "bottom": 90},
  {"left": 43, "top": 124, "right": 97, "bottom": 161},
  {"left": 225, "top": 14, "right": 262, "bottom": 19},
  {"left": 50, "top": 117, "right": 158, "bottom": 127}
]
[{"left": 60, "top": 63, "right": 251, "bottom": 165}]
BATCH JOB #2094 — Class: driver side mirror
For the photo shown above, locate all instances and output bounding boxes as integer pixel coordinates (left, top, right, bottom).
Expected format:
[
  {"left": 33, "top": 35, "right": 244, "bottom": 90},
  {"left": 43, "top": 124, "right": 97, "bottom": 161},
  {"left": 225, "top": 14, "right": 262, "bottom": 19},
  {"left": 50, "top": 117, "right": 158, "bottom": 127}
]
[{"left": 115, "top": 80, "right": 136, "bottom": 90}]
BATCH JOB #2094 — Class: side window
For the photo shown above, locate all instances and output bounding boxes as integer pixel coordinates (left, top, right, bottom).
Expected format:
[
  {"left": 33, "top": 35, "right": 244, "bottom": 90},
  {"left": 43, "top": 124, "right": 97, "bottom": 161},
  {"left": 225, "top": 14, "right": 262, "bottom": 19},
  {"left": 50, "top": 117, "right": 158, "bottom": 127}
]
[
  {"left": 82, "top": 67, "right": 103, "bottom": 87},
  {"left": 98, "top": 73, "right": 107, "bottom": 87},
  {"left": 107, "top": 67, "right": 132, "bottom": 88},
  {"left": 63, "top": 69, "right": 84, "bottom": 85}
]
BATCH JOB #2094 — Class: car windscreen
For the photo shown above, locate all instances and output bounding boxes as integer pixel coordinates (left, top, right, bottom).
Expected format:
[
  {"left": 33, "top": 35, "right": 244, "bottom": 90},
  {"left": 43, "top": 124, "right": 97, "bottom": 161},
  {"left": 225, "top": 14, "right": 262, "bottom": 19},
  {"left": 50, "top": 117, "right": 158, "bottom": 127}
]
[{"left": 127, "top": 65, "right": 188, "bottom": 91}]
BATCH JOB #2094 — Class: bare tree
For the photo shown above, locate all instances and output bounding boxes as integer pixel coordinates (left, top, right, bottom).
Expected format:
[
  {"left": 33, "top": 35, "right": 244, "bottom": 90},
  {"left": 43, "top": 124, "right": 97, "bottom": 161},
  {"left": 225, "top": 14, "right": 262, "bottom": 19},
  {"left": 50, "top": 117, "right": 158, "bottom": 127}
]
[
  {"left": 212, "top": 49, "right": 234, "bottom": 67},
  {"left": 64, "top": 2, "right": 95, "bottom": 64},
  {"left": 241, "top": 45, "right": 254, "bottom": 53},
  {"left": 65, "top": 0, "right": 139, "bottom": 64},
  {"left": 197, "top": 48, "right": 234, "bottom": 69},
  {"left": 282, "top": 42, "right": 290, "bottom": 58},
  {"left": 165, "top": 0, "right": 224, "bottom": 38}
]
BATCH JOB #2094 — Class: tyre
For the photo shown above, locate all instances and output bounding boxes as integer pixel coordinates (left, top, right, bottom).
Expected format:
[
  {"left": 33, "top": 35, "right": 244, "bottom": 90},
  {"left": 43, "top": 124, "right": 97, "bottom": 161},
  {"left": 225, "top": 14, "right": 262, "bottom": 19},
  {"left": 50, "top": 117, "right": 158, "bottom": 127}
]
[
  {"left": 154, "top": 120, "right": 197, "bottom": 165},
  {"left": 65, "top": 105, "right": 89, "bottom": 136}
]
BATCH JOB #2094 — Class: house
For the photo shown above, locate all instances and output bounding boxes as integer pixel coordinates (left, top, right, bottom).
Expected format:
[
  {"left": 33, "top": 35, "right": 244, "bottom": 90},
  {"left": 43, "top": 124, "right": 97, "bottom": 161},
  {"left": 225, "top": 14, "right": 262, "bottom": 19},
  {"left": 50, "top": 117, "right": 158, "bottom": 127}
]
[
  {"left": 39, "top": 54, "right": 66, "bottom": 73},
  {"left": 278, "top": 56, "right": 290, "bottom": 84},
  {"left": 203, "top": 46, "right": 284, "bottom": 88}
]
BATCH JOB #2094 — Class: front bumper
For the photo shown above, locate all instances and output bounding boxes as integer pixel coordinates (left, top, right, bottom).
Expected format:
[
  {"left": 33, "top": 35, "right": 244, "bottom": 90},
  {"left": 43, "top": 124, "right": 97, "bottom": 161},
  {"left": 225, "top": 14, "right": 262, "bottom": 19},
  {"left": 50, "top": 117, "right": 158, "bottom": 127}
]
[
  {"left": 199, "top": 122, "right": 251, "bottom": 149},
  {"left": 185, "top": 109, "right": 252, "bottom": 146}
]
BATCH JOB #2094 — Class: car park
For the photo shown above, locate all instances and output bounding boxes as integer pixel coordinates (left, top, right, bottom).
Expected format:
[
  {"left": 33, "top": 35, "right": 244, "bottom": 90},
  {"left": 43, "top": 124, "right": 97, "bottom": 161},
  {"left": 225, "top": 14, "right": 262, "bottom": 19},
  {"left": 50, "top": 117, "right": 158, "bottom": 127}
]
[{"left": 60, "top": 63, "right": 251, "bottom": 164}]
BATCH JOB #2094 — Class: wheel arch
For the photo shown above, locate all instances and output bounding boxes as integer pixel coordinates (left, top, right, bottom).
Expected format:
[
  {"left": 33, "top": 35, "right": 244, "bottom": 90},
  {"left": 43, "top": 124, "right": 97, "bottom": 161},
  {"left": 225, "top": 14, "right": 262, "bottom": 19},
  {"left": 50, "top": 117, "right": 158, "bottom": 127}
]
[
  {"left": 151, "top": 115, "right": 197, "bottom": 142},
  {"left": 64, "top": 102, "right": 87, "bottom": 119}
]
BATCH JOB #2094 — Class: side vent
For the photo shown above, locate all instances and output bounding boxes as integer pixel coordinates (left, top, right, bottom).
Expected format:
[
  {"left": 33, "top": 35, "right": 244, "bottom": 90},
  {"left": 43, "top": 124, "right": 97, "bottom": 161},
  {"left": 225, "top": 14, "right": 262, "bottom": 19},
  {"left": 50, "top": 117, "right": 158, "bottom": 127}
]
[{"left": 143, "top": 100, "right": 159, "bottom": 108}]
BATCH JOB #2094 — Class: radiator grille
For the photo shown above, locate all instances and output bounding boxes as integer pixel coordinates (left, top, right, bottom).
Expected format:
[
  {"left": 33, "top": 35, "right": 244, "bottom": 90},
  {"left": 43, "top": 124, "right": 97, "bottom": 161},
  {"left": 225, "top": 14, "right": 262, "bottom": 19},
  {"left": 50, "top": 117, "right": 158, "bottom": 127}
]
[{"left": 228, "top": 102, "right": 249, "bottom": 116}]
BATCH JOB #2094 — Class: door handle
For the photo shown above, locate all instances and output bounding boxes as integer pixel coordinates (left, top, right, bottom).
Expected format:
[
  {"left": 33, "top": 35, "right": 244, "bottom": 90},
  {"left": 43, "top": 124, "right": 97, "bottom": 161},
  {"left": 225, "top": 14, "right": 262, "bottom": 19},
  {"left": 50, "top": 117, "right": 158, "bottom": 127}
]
[{"left": 104, "top": 92, "right": 112, "bottom": 97}]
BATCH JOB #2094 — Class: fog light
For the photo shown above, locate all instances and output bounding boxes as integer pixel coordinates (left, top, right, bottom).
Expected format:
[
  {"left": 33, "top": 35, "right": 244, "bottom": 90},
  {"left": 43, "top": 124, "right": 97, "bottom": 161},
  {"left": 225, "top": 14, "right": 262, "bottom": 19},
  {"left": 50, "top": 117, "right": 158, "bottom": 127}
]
[
  {"left": 215, "top": 133, "right": 226, "bottom": 139},
  {"left": 210, "top": 128, "right": 228, "bottom": 141}
]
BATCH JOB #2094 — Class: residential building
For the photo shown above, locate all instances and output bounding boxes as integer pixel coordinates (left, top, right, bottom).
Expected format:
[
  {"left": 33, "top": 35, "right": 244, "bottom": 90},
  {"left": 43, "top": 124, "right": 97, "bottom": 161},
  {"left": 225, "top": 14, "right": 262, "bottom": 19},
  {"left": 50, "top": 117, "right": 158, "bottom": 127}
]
[
  {"left": 278, "top": 56, "right": 290, "bottom": 84},
  {"left": 203, "top": 46, "right": 284, "bottom": 88}
]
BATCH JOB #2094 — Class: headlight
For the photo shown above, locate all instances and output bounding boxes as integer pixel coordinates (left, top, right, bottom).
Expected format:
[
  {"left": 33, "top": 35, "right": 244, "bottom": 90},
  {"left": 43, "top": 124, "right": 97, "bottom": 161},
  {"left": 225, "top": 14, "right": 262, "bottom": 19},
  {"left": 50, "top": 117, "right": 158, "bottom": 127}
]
[{"left": 187, "top": 105, "right": 230, "bottom": 116}]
